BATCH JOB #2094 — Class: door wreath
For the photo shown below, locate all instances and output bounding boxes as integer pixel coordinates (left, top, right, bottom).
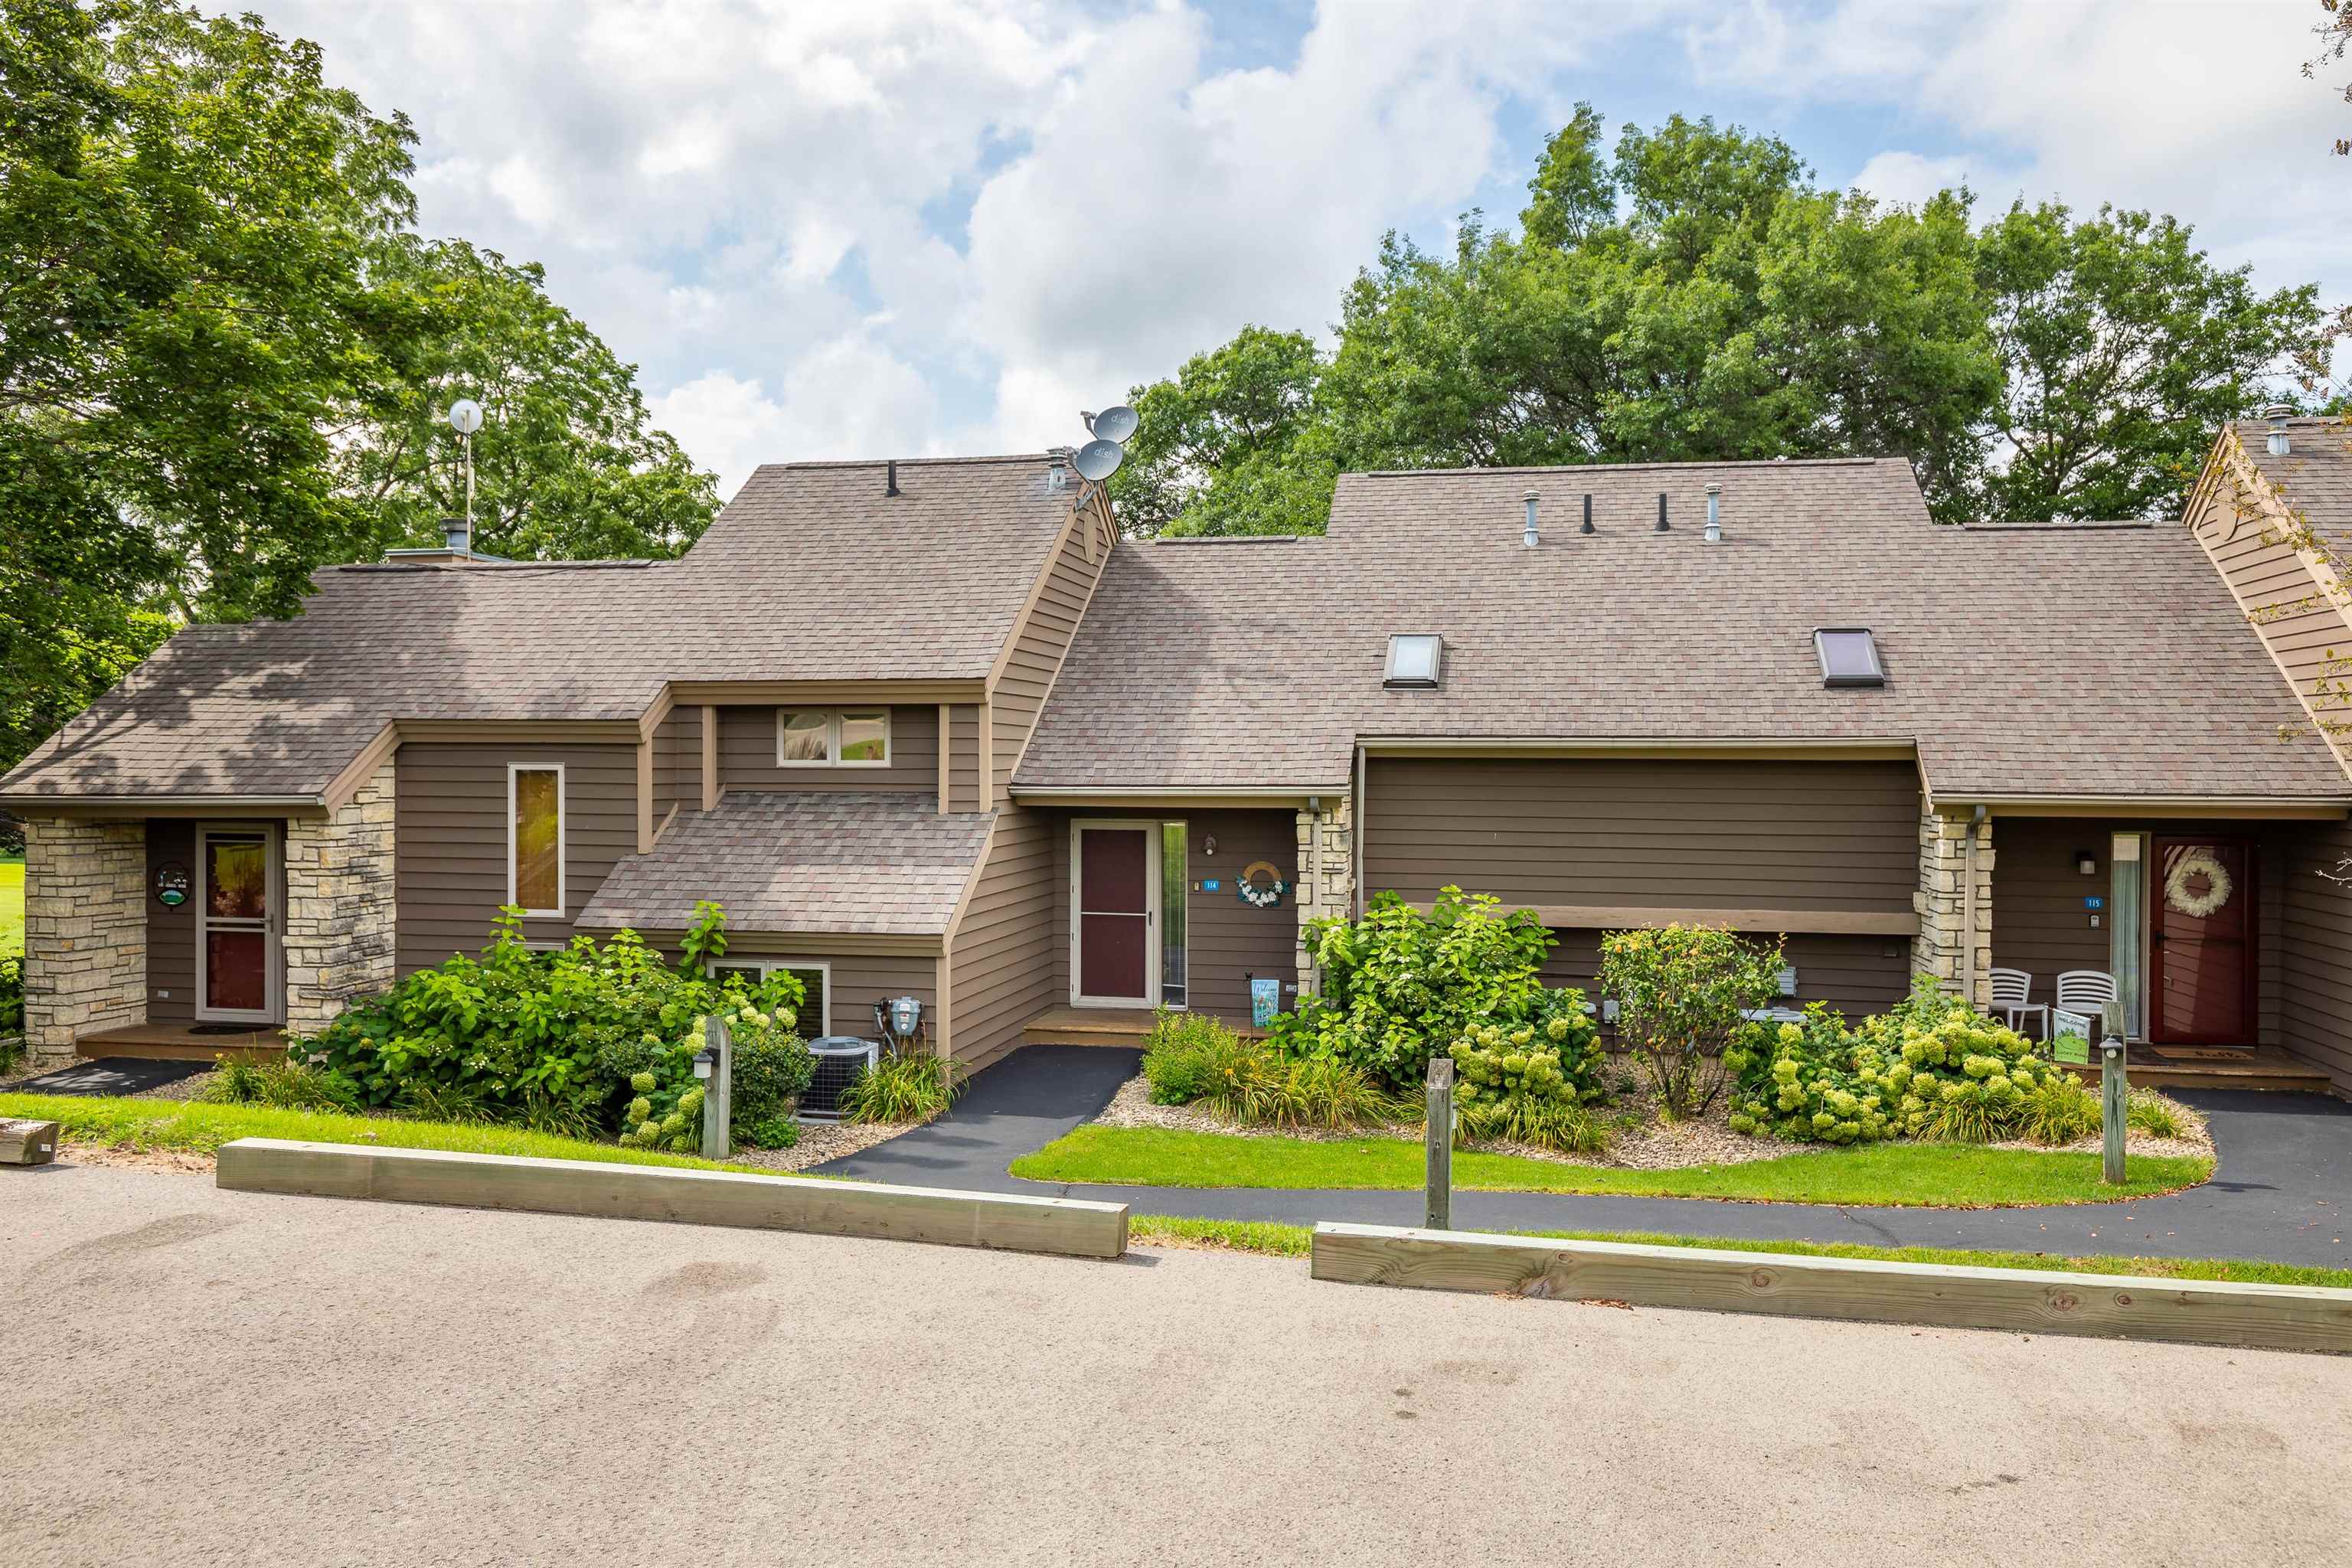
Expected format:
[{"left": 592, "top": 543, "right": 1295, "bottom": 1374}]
[
  {"left": 1236, "top": 860, "right": 1290, "bottom": 910},
  {"left": 2163, "top": 848, "right": 2233, "bottom": 920}
]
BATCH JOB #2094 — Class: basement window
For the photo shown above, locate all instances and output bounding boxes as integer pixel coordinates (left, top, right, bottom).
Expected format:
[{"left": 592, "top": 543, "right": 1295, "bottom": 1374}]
[
  {"left": 1813, "top": 628, "right": 1885, "bottom": 688},
  {"left": 1384, "top": 634, "right": 1443, "bottom": 689}
]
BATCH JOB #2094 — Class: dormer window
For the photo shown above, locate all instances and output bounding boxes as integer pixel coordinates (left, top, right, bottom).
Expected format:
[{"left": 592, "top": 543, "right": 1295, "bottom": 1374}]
[
  {"left": 1384, "top": 634, "right": 1443, "bottom": 689},
  {"left": 777, "top": 708, "right": 890, "bottom": 766},
  {"left": 1814, "top": 628, "right": 1885, "bottom": 688}
]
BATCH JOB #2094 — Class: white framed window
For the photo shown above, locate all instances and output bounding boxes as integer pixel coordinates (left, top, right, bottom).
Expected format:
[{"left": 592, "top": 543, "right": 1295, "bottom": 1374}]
[
  {"left": 776, "top": 709, "right": 890, "bottom": 767},
  {"left": 507, "top": 763, "right": 566, "bottom": 917},
  {"left": 708, "top": 959, "right": 831, "bottom": 1037}
]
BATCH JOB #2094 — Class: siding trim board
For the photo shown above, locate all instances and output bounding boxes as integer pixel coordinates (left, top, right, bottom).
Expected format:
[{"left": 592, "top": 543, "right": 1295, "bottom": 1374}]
[{"left": 1411, "top": 902, "right": 1919, "bottom": 936}]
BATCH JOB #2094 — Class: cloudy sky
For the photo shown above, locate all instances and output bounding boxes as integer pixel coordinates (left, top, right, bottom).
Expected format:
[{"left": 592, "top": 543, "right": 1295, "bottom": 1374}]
[{"left": 218, "top": 0, "right": 2347, "bottom": 498}]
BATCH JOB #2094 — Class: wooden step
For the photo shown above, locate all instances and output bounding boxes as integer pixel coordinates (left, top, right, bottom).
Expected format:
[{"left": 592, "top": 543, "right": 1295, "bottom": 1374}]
[{"left": 2060, "top": 1050, "right": 2334, "bottom": 1096}]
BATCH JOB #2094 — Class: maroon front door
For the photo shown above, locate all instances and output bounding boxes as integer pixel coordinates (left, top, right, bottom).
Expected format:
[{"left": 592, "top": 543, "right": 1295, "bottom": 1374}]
[
  {"left": 2151, "top": 837, "right": 2256, "bottom": 1047},
  {"left": 1076, "top": 827, "right": 1152, "bottom": 1003}
]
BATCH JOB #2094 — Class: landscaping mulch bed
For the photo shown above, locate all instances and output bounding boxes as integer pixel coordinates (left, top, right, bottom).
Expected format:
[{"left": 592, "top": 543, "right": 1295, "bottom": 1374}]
[
  {"left": 1092, "top": 1072, "right": 2213, "bottom": 1171},
  {"left": 727, "top": 1118, "right": 916, "bottom": 1173}
]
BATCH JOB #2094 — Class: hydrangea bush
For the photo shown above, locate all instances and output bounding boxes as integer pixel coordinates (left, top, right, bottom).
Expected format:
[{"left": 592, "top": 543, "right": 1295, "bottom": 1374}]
[
  {"left": 298, "top": 903, "right": 811, "bottom": 1145},
  {"left": 1724, "top": 980, "right": 2097, "bottom": 1145},
  {"left": 1447, "top": 993, "right": 1610, "bottom": 1152}
]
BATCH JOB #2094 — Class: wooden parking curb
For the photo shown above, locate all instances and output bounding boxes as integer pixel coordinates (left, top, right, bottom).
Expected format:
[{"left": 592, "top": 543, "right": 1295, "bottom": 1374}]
[
  {"left": 1310, "top": 1222, "right": 2352, "bottom": 1355},
  {"left": 217, "top": 1138, "right": 1128, "bottom": 1259}
]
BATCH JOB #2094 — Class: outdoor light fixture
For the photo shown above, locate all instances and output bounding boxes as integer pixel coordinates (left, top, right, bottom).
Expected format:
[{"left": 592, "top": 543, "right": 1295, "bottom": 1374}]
[
  {"left": 2076, "top": 850, "right": 2098, "bottom": 876},
  {"left": 691, "top": 1047, "right": 714, "bottom": 1081}
]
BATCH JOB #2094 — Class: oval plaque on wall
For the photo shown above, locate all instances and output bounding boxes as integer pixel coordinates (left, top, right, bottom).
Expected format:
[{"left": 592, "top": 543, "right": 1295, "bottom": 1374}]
[{"left": 154, "top": 860, "right": 190, "bottom": 908}]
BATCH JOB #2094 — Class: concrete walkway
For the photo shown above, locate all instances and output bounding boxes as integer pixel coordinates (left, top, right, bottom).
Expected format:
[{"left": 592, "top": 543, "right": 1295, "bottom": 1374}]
[
  {"left": 15, "top": 1165, "right": 2351, "bottom": 1565},
  {"left": 819, "top": 1046, "right": 2352, "bottom": 1268}
]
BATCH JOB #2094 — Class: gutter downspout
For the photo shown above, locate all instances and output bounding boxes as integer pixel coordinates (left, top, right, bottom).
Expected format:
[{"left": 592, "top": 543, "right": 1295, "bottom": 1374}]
[{"left": 1962, "top": 803, "right": 1987, "bottom": 1004}]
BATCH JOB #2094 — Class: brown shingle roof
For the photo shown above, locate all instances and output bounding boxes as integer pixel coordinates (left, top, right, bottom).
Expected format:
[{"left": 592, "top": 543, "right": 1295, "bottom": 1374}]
[
  {"left": 1015, "top": 456, "right": 2352, "bottom": 802},
  {"left": 577, "top": 792, "right": 993, "bottom": 937},
  {"left": 2, "top": 456, "right": 1076, "bottom": 802},
  {"left": 2237, "top": 416, "right": 2352, "bottom": 553}
]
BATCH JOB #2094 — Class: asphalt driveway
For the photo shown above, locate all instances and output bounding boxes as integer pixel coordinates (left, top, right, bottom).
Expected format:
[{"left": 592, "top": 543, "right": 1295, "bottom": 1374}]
[
  {"left": 820, "top": 1047, "right": 2352, "bottom": 1267},
  {"left": 8, "top": 1165, "right": 2350, "bottom": 1567}
]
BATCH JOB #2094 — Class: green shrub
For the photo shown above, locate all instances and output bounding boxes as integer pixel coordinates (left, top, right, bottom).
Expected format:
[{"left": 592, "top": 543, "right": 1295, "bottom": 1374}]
[
  {"left": 201, "top": 1054, "right": 360, "bottom": 1113},
  {"left": 0, "top": 952, "right": 21, "bottom": 1037},
  {"left": 724, "top": 997, "right": 814, "bottom": 1149},
  {"left": 297, "top": 903, "right": 805, "bottom": 1142},
  {"left": 1599, "top": 923, "right": 1785, "bottom": 1118},
  {"left": 1724, "top": 980, "right": 2087, "bottom": 1146},
  {"left": 1145, "top": 1012, "right": 1406, "bottom": 1130},
  {"left": 1288, "top": 887, "right": 1570, "bottom": 1089},
  {"left": 839, "top": 1047, "right": 966, "bottom": 1124}
]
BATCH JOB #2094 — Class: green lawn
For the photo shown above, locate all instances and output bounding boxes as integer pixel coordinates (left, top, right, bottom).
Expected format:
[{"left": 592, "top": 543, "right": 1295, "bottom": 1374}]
[
  {"left": 0, "top": 1092, "right": 798, "bottom": 1178},
  {"left": 1014, "top": 1125, "right": 2210, "bottom": 1207},
  {"left": 0, "top": 854, "right": 21, "bottom": 954},
  {"left": 1128, "top": 1216, "right": 2352, "bottom": 1289}
]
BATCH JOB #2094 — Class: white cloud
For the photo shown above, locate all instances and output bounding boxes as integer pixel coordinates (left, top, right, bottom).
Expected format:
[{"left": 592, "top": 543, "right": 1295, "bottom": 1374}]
[
  {"left": 1848, "top": 151, "right": 1978, "bottom": 210},
  {"left": 204, "top": 0, "right": 2347, "bottom": 480}
]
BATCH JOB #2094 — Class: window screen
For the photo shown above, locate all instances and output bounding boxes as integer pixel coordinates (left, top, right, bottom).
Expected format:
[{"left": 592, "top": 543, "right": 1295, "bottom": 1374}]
[{"left": 1813, "top": 629, "right": 1885, "bottom": 688}]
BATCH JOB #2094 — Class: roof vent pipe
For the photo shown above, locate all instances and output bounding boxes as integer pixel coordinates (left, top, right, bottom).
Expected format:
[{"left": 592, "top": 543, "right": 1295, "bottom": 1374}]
[
  {"left": 1522, "top": 490, "right": 1540, "bottom": 548},
  {"left": 886, "top": 459, "right": 900, "bottom": 497},
  {"left": 1581, "top": 493, "right": 1594, "bottom": 534},
  {"left": 2263, "top": 403, "right": 2294, "bottom": 457},
  {"left": 441, "top": 515, "right": 469, "bottom": 554},
  {"left": 1704, "top": 482, "right": 1722, "bottom": 544},
  {"left": 1655, "top": 492, "right": 1670, "bottom": 532}
]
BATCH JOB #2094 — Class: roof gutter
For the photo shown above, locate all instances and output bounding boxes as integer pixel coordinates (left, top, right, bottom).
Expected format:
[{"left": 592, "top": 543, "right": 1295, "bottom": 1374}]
[
  {"left": 1933, "top": 794, "right": 2352, "bottom": 820},
  {"left": 1357, "top": 735, "right": 1917, "bottom": 760},
  {"left": 1010, "top": 786, "right": 1343, "bottom": 806}
]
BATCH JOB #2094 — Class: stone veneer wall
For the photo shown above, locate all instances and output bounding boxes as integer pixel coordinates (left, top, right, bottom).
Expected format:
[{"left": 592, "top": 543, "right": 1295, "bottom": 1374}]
[
  {"left": 1911, "top": 808, "right": 1993, "bottom": 1007},
  {"left": 21, "top": 817, "right": 147, "bottom": 1070},
  {"left": 1293, "top": 795, "right": 1355, "bottom": 996},
  {"left": 283, "top": 760, "right": 397, "bottom": 1036}
]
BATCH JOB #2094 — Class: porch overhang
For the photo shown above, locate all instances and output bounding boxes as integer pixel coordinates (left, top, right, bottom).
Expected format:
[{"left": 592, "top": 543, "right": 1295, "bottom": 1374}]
[
  {"left": 0, "top": 795, "right": 328, "bottom": 821},
  {"left": 1009, "top": 786, "right": 1341, "bottom": 808}
]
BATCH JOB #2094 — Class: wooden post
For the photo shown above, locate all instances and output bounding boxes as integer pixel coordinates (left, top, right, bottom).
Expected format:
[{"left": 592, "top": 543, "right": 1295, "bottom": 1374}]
[
  {"left": 700, "top": 1014, "right": 733, "bottom": 1161},
  {"left": 1424, "top": 1056, "right": 1454, "bottom": 1231},
  {"left": 2099, "top": 999, "right": 2127, "bottom": 1186}
]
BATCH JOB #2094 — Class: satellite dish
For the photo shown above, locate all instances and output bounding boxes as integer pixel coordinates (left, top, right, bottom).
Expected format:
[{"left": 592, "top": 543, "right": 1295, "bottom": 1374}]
[
  {"left": 1073, "top": 439, "right": 1125, "bottom": 482},
  {"left": 447, "top": 399, "right": 484, "bottom": 436},
  {"left": 1086, "top": 404, "right": 1139, "bottom": 444}
]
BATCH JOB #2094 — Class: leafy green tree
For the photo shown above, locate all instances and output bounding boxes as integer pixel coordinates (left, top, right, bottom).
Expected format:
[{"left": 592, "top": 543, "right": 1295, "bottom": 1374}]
[
  {"left": 1968, "top": 202, "right": 2324, "bottom": 521},
  {"left": 1106, "top": 325, "right": 1334, "bottom": 537},
  {"left": 334, "top": 238, "right": 717, "bottom": 560},
  {"left": 0, "top": 1, "right": 717, "bottom": 774}
]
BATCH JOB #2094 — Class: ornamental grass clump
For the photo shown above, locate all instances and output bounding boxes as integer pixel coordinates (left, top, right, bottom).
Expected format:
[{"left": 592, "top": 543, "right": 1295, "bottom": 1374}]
[
  {"left": 1144, "top": 1011, "right": 1406, "bottom": 1130},
  {"left": 838, "top": 1047, "right": 967, "bottom": 1125}
]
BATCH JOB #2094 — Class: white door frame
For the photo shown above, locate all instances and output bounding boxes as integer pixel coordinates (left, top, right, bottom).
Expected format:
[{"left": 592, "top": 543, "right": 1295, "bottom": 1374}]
[
  {"left": 1070, "top": 819, "right": 1161, "bottom": 1008},
  {"left": 195, "top": 822, "right": 283, "bottom": 1024}
]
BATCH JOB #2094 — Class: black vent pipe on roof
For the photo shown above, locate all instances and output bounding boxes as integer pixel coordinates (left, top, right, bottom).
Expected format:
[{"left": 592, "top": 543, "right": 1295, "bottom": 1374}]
[
  {"left": 1655, "top": 492, "right": 1669, "bottom": 532},
  {"left": 1581, "top": 494, "right": 1594, "bottom": 534},
  {"left": 886, "top": 459, "right": 900, "bottom": 497}
]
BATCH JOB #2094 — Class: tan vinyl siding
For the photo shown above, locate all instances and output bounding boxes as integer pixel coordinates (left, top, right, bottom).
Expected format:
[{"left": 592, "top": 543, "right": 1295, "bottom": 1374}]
[
  {"left": 394, "top": 743, "right": 638, "bottom": 971},
  {"left": 652, "top": 705, "right": 701, "bottom": 825},
  {"left": 946, "top": 807, "right": 1058, "bottom": 1071},
  {"left": 992, "top": 512, "right": 1105, "bottom": 800},
  {"left": 1048, "top": 808, "right": 1300, "bottom": 1025},
  {"left": 2275, "top": 821, "right": 2352, "bottom": 1090},
  {"left": 146, "top": 818, "right": 195, "bottom": 1022},
  {"left": 947, "top": 705, "right": 982, "bottom": 812},
  {"left": 1540, "top": 929, "right": 1910, "bottom": 1017},
  {"left": 703, "top": 938, "right": 934, "bottom": 1043},
  {"left": 1363, "top": 757, "right": 1920, "bottom": 916},
  {"left": 714, "top": 704, "right": 938, "bottom": 794},
  {"left": 2190, "top": 473, "right": 2352, "bottom": 765}
]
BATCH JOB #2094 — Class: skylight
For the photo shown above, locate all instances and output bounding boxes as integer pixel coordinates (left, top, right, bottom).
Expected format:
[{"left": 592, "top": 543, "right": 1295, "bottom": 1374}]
[
  {"left": 1384, "top": 634, "right": 1442, "bottom": 688},
  {"left": 1814, "top": 628, "right": 1885, "bottom": 688}
]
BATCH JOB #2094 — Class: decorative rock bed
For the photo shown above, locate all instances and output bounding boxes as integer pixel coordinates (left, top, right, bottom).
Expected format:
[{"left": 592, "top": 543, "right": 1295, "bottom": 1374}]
[{"left": 1089, "top": 1072, "right": 2214, "bottom": 1171}]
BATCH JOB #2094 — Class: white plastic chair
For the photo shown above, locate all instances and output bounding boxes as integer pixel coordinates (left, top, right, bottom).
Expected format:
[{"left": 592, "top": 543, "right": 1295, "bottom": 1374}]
[
  {"left": 2054, "top": 970, "right": 2117, "bottom": 1026},
  {"left": 1989, "top": 967, "right": 2048, "bottom": 1040}
]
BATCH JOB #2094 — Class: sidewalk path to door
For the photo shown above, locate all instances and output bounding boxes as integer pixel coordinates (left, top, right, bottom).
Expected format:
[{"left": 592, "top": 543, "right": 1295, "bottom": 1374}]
[{"left": 817, "top": 1047, "right": 2352, "bottom": 1268}]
